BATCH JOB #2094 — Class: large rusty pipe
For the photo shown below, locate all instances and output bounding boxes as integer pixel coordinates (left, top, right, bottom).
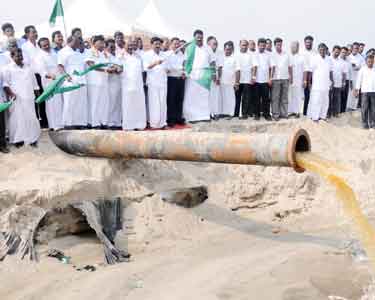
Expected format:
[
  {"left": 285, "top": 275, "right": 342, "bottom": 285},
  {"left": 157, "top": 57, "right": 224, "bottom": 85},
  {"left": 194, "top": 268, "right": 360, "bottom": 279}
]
[{"left": 50, "top": 128, "right": 311, "bottom": 173}]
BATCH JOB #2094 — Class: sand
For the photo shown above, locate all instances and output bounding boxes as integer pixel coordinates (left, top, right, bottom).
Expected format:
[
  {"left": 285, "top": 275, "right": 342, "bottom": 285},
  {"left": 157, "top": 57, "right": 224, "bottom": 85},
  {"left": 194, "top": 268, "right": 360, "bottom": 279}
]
[{"left": 1, "top": 112, "right": 375, "bottom": 300}]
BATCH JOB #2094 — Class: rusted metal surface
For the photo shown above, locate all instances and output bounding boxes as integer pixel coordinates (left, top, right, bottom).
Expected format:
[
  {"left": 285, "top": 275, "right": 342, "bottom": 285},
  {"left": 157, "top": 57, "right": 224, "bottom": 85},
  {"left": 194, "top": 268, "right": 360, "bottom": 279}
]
[{"left": 49, "top": 128, "right": 311, "bottom": 172}]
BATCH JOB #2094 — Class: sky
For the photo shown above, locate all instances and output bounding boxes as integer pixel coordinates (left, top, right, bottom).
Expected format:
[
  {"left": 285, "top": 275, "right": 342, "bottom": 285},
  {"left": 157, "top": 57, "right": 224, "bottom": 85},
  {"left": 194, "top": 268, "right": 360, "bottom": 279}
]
[{"left": 1, "top": 0, "right": 374, "bottom": 49}]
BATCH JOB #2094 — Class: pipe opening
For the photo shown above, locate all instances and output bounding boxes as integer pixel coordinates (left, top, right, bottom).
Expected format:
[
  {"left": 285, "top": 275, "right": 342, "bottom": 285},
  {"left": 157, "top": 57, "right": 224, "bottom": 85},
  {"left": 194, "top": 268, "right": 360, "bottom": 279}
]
[{"left": 295, "top": 135, "right": 311, "bottom": 153}]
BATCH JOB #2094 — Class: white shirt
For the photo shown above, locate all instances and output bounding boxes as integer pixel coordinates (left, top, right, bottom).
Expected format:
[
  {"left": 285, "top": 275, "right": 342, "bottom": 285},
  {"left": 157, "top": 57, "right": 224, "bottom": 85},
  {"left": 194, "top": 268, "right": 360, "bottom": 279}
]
[
  {"left": 37, "top": 50, "right": 60, "bottom": 88},
  {"left": 330, "top": 56, "right": 347, "bottom": 88},
  {"left": 349, "top": 53, "right": 365, "bottom": 82},
  {"left": 188, "top": 45, "right": 213, "bottom": 81},
  {"left": 340, "top": 58, "right": 352, "bottom": 81},
  {"left": 143, "top": 50, "right": 168, "bottom": 88},
  {"left": 221, "top": 54, "right": 240, "bottom": 85},
  {"left": 58, "top": 46, "right": 87, "bottom": 84},
  {"left": 21, "top": 40, "right": 41, "bottom": 72},
  {"left": 165, "top": 50, "right": 185, "bottom": 77},
  {"left": 0, "top": 53, "right": 11, "bottom": 101},
  {"left": 272, "top": 51, "right": 291, "bottom": 80},
  {"left": 356, "top": 66, "right": 375, "bottom": 93},
  {"left": 290, "top": 53, "right": 305, "bottom": 87},
  {"left": 256, "top": 51, "right": 273, "bottom": 83},
  {"left": 236, "top": 51, "right": 258, "bottom": 84},
  {"left": 301, "top": 48, "right": 316, "bottom": 72},
  {"left": 122, "top": 53, "right": 144, "bottom": 92},
  {"left": 311, "top": 54, "right": 333, "bottom": 91},
  {"left": 85, "top": 49, "right": 109, "bottom": 87}
]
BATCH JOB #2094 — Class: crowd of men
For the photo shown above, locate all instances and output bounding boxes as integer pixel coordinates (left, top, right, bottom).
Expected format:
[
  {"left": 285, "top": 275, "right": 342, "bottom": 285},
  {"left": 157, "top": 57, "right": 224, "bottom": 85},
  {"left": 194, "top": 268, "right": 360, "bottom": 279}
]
[{"left": 0, "top": 22, "right": 374, "bottom": 154}]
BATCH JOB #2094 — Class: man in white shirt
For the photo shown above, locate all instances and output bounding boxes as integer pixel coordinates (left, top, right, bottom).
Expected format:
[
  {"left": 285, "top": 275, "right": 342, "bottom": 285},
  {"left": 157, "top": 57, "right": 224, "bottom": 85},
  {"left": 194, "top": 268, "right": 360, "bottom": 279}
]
[
  {"left": 271, "top": 37, "right": 292, "bottom": 121},
  {"left": 85, "top": 35, "right": 110, "bottom": 128},
  {"left": 340, "top": 46, "right": 352, "bottom": 113},
  {"left": 359, "top": 43, "right": 366, "bottom": 59},
  {"left": 254, "top": 38, "right": 273, "bottom": 121},
  {"left": 221, "top": 41, "right": 240, "bottom": 118},
  {"left": 166, "top": 37, "right": 186, "bottom": 127},
  {"left": 114, "top": 31, "right": 126, "bottom": 59},
  {"left": 183, "top": 30, "right": 214, "bottom": 123},
  {"left": 105, "top": 38, "right": 123, "bottom": 129},
  {"left": 207, "top": 36, "right": 223, "bottom": 120},
  {"left": 329, "top": 45, "right": 347, "bottom": 118},
  {"left": 347, "top": 42, "right": 365, "bottom": 111},
  {"left": 235, "top": 40, "right": 258, "bottom": 119},
  {"left": 288, "top": 41, "right": 305, "bottom": 118},
  {"left": 249, "top": 40, "right": 256, "bottom": 53},
  {"left": 121, "top": 38, "right": 147, "bottom": 131},
  {"left": 37, "top": 37, "right": 64, "bottom": 130},
  {"left": 355, "top": 55, "right": 375, "bottom": 129},
  {"left": 306, "top": 43, "right": 334, "bottom": 122},
  {"left": 301, "top": 35, "right": 315, "bottom": 116},
  {"left": 3, "top": 48, "right": 41, "bottom": 147},
  {"left": 58, "top": 36, "right": 89, "bottom": 129},
  {"left": 143, "top": 37, "right": 168, "bottom": 129}
]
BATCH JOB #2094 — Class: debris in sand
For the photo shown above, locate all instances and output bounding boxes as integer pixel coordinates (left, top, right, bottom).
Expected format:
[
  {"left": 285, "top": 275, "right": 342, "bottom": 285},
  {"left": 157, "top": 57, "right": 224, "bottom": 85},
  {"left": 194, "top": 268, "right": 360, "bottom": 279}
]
[
  {"left": 47, "top": 249, "right": 71, "bottom": 264},
  {"left": 274, "top": 208, "right": 303, "bottom": 220},
  {"left": 231, "top": 201, "right": 278, "bottom": 211},
  {"left": 160, "top": 186, "right": 208, "bottom": 208}
]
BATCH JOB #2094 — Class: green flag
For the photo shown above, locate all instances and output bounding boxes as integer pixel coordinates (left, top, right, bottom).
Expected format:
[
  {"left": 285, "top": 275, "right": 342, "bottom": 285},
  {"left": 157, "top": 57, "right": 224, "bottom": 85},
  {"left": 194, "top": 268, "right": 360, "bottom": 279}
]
[
  {"left": 0, "top": 102, "right": 12, "bottom": 113},
  {"left": 49, "top": 0, "right": 64, "bottom": 26},
  {"left": 184, "top": 40, "right": 214, "bottom": 90}
]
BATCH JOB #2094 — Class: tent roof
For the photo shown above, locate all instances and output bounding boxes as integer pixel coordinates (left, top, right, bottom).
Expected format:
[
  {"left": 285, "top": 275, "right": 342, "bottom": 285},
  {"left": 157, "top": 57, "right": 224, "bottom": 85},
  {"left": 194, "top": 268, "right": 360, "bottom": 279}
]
[
  {"left": 36, "top": 0, "right": 132, "bottom": 38},
  {"left": 134, "top": 0, "right": 186, "bottom": 39}
]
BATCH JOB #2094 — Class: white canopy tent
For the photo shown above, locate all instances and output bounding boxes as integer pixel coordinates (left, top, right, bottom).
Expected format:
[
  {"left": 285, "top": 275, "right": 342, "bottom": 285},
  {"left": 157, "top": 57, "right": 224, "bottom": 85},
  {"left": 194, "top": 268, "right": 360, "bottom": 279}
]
[
  {"left": 34, "top": 0, "right": 132, "bottom": 39},
  {"left": 133, "top": 0, "right": 187, "bottom": 39}
]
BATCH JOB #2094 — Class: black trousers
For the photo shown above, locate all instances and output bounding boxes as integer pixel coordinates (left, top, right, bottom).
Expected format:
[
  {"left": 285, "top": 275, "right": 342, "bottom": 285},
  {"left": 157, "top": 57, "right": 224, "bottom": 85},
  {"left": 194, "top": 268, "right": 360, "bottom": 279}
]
[
  {"left": 0, "top": 111, "right": 6, "bottom": 148},
  {"left": 341, "top": 80, "right": 350, "bottom": 113},
  {"left": 235, "top": 83, "right": 255, "bottom": 117},
  {"left": 361, "top": 93, "right": 375, "bottom": 128},
  {"left": 167, "top": 77, "right": 185, "bottom": 125},
  {"left": 303, "top": 87, "right": 311, "bottom": 116},
  {"left": 328, "top": 87, "right": 342, "bottom": 117},
  {"left": 254, "top": 83, "right": 271, "bottom": 118},
  {"left": 35, "top": 74, "right": 48, "bottom": 128}
]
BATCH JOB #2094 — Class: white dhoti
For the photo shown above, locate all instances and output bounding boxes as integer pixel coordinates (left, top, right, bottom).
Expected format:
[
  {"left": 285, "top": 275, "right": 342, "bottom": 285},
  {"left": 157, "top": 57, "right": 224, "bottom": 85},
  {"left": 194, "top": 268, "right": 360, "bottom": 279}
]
[
  {"left": 87, "top": 85, "right": 110, "bottom": 127},
  {"left": 220, "top": 85, "right": 236, "bottom": 116},
  {"left": 183, "top": 79, "right": 211, "bottom": 122},
  {"left": 307, "top": 90, "right": 329, "bottom": 121},
  {"left": 46, "top": 94, "right": 63, "bottom": 130},
  {"left": 108, "top": 76, "right": 122, "bottom": 127},
  {"left": 62, "top": 84, "right": 88, "bottom": 127},
  {"left": 209, "top": 82, "right": 222, "bottom": 116},
  {"left": 8, "top": 96, "right": 41, "bottom": 144},
  {"left": 122, "top": 89, "right": 147, "bottom": 130},
  {"left": 288, "top": 85, "right": 304, "bottom": 114},
  {"left": 347, "top": 82, "right": 358, "bottom": 111},
  {"left": 148, "top": 86, "right": 167, "bottom": 129}
]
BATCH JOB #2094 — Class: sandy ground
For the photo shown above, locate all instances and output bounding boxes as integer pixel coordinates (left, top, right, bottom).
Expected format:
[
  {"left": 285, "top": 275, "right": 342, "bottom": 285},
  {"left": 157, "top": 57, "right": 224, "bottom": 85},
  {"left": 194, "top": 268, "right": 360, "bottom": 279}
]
[{"left": 1, "top": 112, "right": 375, "bottom": 300}]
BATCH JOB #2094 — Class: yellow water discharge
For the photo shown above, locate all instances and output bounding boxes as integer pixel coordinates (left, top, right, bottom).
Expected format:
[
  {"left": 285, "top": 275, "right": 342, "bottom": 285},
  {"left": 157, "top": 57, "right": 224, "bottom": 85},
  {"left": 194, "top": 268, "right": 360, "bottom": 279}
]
[{"left": 296, "top": 152, "right": 375, "bottom": 270}]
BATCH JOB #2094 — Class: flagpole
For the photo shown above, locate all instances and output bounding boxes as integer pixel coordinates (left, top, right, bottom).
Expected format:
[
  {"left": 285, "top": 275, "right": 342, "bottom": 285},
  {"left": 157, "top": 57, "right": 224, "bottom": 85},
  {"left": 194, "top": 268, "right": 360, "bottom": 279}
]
[{"left": 61, "top": 0, "right": 68, "bottom": 39}]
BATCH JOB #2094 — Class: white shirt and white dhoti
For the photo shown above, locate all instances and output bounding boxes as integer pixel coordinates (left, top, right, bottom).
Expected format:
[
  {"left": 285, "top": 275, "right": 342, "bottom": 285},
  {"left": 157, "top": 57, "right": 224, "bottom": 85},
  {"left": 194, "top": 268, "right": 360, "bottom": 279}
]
[
  {"left": 85, "top": 49, "right": 110, "bottom": 127},
  {"left": 122, "top": 53, "right": 147, "bottom": 130},
  {"left": 2, "top": 62, "right": 41, "bottom": 144},
  {"left": 307, "top": 55, "right": 333, "bottom": 121},
  {"left": 220, "top": 54, "right": 240, "bottom": 116},
  {"left": 184, "top": 45, "right": 213, "bottom": 122},
  {"left": 209, "top": 49, "right": 223, "bottom": 117},
  {"left": 21, "top": 40, "right": 41, "bottom": 73},
  {"left": 37, "top": 50, "right": 64, "bottom": 130},
  {"left": 347, "top": 53, "right": 365, "bottom": 110},
  {"left": 58, "top": 46, "right": 88, "bottom": 127},
  {"left": 289, "top": 53, "right": 305, "bottom": 114},
  {"left": 106, "top": 54, "right": 122, "bottom": 128},
  {"left": 143, "top": 50, "right": 168, "bottom": 128}
]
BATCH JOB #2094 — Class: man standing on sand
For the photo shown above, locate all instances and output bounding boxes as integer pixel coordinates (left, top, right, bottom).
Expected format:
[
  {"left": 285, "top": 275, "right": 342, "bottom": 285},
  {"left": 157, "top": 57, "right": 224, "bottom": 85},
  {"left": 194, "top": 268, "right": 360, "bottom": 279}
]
[
  {"left": 271, "top": 37, "right": 292, "bottom": 121},
  {"left": 235, "top": 39, "right": 258, "bottom": 119},
  {"left": 340, "top": 47, "right": 352, "bottom": 113},
  {"left": 288, "top": 41, "right": 305, "bottom": 118},
  {"left": 254, "top": 38, "right": 273, "bottom": 121},
  {"left": 0, "top": 50, "right": 10, "bottom": 153},
  {"left": 207, "top": 36, "right": 223, "bottom": 120},
  {"left": 183, "top": 30, "right": 214, "bottom": 123},
  {"left": 166, "top": 37, "right": 186, "bottom": 127},
  {"left": 347, "top": 42, "right": 365, "bottom": 111},
  {"left": 306, "top": 43, "right": 334, "bottom": 122},
  {"left": 328, "top": 45, "right": 347, "bottom": 118},
  {"left": 143, "top": 37, "right": 168, "bottom": 129},
  {"left": 301, "top": 35, "right": 315, "bottom": 116}
]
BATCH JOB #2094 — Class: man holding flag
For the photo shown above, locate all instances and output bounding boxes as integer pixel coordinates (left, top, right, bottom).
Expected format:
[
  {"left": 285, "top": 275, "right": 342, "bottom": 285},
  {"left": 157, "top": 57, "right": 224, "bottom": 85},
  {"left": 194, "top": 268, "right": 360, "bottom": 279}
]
[{"left": 183, "top": 29, "right": 214, "bottom": 123}]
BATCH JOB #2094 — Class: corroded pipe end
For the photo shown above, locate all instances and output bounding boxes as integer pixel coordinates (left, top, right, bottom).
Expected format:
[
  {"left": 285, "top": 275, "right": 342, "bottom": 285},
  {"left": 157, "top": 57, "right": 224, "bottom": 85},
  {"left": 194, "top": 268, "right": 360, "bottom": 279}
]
[{"left": 287, "top": 128, "right": 311, "bottom": 173}]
